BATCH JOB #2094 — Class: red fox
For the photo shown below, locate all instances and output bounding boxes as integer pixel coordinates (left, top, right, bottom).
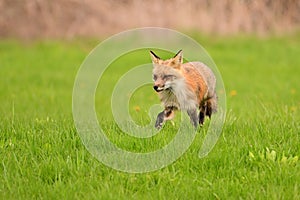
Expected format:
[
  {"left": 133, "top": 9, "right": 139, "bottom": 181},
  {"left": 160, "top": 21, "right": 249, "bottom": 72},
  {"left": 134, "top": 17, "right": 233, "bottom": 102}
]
[{"left": 150, "top": 50, "right": 217, "bottom": 129}]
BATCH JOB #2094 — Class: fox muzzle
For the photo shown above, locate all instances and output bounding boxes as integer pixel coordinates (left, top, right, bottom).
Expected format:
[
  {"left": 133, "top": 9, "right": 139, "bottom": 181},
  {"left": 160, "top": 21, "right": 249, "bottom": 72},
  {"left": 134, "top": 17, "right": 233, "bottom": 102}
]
[{"left": 153, "top": 85, "right": 164, "bottom": 92}]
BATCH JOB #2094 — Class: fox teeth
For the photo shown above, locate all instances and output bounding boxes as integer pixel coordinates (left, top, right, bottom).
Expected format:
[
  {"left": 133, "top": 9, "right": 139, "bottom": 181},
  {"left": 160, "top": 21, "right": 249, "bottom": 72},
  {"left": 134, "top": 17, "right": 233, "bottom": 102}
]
[{"left": 157, "top": 87, "right": 164, "bottom": 91}]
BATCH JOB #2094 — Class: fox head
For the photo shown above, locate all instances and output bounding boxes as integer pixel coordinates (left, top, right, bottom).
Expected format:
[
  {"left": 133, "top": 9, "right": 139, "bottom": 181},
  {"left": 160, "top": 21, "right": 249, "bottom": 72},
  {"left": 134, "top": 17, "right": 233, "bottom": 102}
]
[{"left": 150, "top": 50, "right": 184, "bottom": 92}]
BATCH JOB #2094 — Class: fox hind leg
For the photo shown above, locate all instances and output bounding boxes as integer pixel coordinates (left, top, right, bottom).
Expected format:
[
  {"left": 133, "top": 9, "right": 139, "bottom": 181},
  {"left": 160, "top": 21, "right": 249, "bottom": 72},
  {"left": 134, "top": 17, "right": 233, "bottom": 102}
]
[
  {"left": 199, "top": 104, "right": 206, "bottom": 125},
  {"left": 206, "top": 94, "right": 218, "bottom": 118},
  {"left": 199, "top": 94, "right": 218, "bottom": 125},
  {"left": 206, "top": 101, "right": 212, "bottom": 118}
]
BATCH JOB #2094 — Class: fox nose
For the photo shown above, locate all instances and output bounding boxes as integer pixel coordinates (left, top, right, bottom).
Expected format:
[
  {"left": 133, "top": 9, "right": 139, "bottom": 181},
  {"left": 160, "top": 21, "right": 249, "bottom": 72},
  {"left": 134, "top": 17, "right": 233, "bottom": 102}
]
[{"left": 153, "top": 85, "right": 158, "bottom": 91}]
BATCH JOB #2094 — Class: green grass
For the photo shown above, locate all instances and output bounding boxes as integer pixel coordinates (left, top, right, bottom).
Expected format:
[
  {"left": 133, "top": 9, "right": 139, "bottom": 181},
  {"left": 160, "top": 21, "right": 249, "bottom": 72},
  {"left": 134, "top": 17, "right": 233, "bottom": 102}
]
[{"left": 1, "top": 34, "right": 300, "bottom": 199}]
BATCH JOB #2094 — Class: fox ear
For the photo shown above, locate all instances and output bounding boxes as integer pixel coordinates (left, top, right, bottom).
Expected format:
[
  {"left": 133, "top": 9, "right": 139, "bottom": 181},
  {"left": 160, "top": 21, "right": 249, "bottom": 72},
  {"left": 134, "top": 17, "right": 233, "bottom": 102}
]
[
  {"left": 150, "top": 50, "right": 161, "bottom": 64},
  {"left": 173, "top": 50, "right": 183, "bottom": 64}
]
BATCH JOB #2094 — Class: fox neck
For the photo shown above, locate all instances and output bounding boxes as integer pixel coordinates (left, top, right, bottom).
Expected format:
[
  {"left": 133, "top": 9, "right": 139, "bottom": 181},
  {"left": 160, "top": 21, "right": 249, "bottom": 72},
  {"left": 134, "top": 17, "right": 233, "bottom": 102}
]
[{"left": 160, "top": 79, "right": 197, "bottom": 111}]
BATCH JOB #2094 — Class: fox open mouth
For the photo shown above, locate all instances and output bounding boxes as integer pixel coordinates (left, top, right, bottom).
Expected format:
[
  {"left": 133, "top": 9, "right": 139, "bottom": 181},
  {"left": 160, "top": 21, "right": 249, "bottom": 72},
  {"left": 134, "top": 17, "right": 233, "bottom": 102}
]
[{"left": 153, "top": 86, "right": 164, "bottom": 92}]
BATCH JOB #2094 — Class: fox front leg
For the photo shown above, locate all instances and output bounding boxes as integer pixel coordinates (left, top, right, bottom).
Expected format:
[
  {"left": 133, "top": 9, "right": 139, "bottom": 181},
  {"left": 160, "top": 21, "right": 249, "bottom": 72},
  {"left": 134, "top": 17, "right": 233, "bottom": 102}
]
[
  {"left": 155, "top": 111, "right": 164, "bottom": 129},
  {"left": 187, "top": 109, "right": 199, "bottom": 128},
  {"left": 155, "top": 107, "right": 175, "bottom": 129}
]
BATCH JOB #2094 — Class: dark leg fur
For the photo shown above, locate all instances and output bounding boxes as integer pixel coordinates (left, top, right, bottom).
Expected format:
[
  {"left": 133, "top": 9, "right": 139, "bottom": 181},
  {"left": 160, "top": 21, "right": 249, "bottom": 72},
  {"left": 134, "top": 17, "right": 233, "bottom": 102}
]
[
  {"left": 206, "top": 101, "right": 212, "bottom": 118},
  {"left": 155, "top": 111, "right": 165, "bottom": 129},
  {"left": 199, "top": 94, "right": 218, "bottom": 125},
  {"left": 155, "top": 107, "right": 175, "bottom": 129},
  {"left": 199, "top": 105, "right": 206, "bottom": 125},
  {"left": 206, "top": 94, "right": 218, "bottom": 118}
]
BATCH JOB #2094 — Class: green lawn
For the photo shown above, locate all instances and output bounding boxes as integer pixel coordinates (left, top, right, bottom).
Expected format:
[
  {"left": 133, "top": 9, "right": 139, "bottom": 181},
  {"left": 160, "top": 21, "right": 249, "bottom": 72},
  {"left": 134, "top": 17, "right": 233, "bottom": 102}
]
[{"left": 0, "top": 34, "right": 299, "bottom": 199}]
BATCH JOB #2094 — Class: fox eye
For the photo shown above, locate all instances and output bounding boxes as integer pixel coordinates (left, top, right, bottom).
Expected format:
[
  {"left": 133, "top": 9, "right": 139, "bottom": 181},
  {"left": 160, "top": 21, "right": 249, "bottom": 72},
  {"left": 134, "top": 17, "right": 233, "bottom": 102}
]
[
  {"left": 153, "top": 75, "right": 157, "bottom": 81},
  {"left": 163, "top": 75, "right": 175, "bottom": 80}
]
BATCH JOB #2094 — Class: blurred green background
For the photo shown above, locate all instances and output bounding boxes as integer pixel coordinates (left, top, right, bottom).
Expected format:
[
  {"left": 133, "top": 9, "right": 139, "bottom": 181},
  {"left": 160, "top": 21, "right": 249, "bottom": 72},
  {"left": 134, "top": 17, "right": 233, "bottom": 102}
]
[{"left": 1, "top": 1, "right": 299, "bottom": 199}]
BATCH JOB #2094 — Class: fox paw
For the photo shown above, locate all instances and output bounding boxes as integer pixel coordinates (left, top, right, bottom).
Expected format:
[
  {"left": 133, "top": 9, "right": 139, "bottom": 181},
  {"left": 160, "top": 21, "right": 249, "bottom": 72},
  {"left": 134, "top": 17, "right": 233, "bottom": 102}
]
[{"left": 155, "top": 122, "right": 163, "bottom": 130}]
